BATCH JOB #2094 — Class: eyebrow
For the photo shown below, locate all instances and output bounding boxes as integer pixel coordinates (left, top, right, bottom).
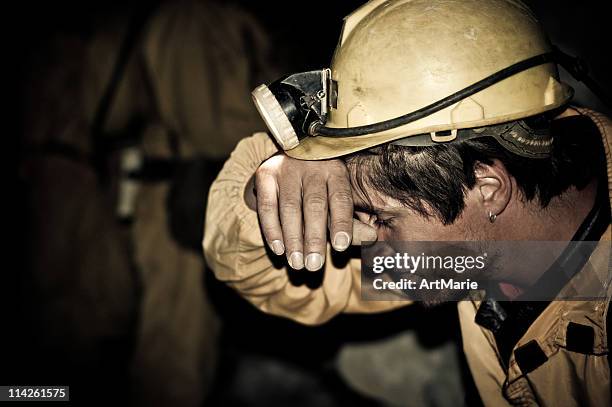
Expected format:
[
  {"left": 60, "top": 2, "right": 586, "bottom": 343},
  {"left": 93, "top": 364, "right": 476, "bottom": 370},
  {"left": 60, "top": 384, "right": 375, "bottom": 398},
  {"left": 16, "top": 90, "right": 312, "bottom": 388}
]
[
  {"left": 354, "top": 202, "right": 384, "bottom": 215},
  {"left": 354, "top": 203, "right": 374, "bottom": 214},
  {"left": 353, "top": 197, "right": 404, "bottom": 218}
]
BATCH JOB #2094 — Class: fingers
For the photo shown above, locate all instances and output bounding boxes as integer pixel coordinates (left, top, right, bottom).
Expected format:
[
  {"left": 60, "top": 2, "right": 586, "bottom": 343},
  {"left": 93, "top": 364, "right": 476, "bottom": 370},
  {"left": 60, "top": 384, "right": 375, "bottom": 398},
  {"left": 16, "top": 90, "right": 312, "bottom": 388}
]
[
  {"left": 303, "top": 174, "right": 328, "bottom": 271},
  {"left": 328, "top": 170, "right": 354, "bottom": 252},
  {"left": 255, "top": 170, "right": 284, "bottom": 256},
  {"left": 278, "top": 178, "right": 304, "bottom": 270},
  {"left": 256, "top": 156, "right": 358, "bottom": 273},
  {"left": 352, "top": 218, "right": 378, "bottom": 246}
]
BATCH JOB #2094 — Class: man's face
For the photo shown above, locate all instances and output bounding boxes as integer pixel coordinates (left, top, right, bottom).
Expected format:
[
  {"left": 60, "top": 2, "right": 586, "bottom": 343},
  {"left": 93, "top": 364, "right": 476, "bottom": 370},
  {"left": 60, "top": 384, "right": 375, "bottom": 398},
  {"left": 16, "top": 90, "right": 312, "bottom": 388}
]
[
  {"left": 351, "top": 181, "right": 487, "bottom": 243},
  {"left": 351, "top": 168, "right": 491, "bottom": 304}
]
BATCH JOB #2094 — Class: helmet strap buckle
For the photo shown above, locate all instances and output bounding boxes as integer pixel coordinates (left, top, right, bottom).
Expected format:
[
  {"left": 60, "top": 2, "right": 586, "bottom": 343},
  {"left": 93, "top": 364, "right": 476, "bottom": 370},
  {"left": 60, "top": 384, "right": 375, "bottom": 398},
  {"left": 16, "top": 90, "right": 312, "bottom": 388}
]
[{"left": 430, "top": 129, "right": 458, "bottom": 143}]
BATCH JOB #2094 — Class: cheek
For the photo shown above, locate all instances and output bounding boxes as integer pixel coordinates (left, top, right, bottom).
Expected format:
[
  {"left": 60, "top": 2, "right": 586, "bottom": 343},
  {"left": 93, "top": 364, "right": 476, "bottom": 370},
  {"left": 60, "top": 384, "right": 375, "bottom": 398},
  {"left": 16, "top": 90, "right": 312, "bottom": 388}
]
[{"left": 376, "top": 228, "right": 397, "bottom": 241}]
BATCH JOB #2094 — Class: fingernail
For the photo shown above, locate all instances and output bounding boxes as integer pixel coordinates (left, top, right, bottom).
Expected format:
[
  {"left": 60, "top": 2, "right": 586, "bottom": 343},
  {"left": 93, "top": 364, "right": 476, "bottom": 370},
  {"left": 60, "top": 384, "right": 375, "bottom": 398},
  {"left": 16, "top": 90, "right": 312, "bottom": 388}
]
[
  {"left": 333, "top": 232, "right": 351, "bottom": 251},
  {"left": 271, "top": 240, "right": 285, "bottom": 255},
  {"left": 288, "top": 252, "right": 304, "bottom": 270},
  {"left": 305, "top": 253, "right": 324, "bottom": 272}
]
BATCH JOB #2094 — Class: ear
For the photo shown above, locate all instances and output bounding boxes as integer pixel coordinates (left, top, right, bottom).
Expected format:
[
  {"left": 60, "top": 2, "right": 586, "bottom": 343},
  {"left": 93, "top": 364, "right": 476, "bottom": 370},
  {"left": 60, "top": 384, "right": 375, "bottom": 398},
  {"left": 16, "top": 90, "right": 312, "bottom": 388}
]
[{"left": 472, "top": 159, "right": 512, "bottom": 217}]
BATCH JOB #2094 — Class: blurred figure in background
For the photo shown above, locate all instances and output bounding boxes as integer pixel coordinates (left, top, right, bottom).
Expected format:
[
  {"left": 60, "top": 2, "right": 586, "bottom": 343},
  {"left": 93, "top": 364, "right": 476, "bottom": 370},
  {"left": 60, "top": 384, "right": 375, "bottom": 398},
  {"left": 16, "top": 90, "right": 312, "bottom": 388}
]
[{"left": 20, "top": 0, "right": 276, "bottom": 404}]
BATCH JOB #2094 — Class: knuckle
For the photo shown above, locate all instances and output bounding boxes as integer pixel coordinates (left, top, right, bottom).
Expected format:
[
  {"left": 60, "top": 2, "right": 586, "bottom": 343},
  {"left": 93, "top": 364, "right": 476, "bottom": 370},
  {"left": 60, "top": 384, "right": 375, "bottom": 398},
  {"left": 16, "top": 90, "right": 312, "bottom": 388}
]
[
  {"left": 332, "top": 219, "right": 352, "bottom": 232},
  {"left": 255, "top": 165, "right": 273, "bottom": 180},
  {"left": 303, "top": 174, "right": 326, "bottom": 187},
  {"left": 329, "top": 190, "right": 353, "bottom": 206},
  {"left": 304, "top": 194, "right": 327, "bottom": 213},
  {"left": 284, "top": 236, "right": 303, "bottom": 248},
  {"left": 261, "top": 225, "right": 279, "bottom": 238},
  {"left": 327, "top": 159, "right": 348, "bottom": 173},
  {"left": 328, "top": 171, "right": 351, "bottom": 186},
  {"left": 305, "top": 236, "right": 326, "bottom": 249},
  {"left": 279, "top": 197, "right": 301, "bottom": 216},
  {"left": 257, "top": 198, "right": 277, "bottom": 214}
]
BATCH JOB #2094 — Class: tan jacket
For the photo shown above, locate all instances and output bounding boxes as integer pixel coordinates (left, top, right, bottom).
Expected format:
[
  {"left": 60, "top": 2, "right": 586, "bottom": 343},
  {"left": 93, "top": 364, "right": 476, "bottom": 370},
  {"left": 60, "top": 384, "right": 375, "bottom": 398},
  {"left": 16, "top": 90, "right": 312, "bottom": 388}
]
[{"left": 203, "top": 107, "right": 612, "bottom": 406}]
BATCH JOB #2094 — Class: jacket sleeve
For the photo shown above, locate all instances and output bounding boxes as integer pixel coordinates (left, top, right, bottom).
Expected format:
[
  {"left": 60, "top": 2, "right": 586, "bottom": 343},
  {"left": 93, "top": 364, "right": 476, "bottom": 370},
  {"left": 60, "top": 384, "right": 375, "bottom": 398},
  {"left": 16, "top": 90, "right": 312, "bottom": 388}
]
[{"left": 203, "top": 132, "right": 407, "bottom": 325}]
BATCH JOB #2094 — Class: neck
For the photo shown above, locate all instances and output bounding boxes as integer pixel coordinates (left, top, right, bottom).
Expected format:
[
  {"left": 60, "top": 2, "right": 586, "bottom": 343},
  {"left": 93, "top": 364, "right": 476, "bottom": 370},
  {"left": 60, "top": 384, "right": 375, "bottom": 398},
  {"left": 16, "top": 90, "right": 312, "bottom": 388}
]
[{"left": 493, "top": 178, "right": 599, "bottom": 292}]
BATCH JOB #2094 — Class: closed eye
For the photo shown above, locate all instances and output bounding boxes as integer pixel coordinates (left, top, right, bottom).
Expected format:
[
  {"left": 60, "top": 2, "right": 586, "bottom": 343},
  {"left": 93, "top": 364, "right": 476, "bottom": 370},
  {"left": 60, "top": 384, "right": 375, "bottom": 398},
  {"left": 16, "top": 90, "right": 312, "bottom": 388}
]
[
  {"left": 355, "top": 210, "right": 394, "bottom": 230},
  {"left": 373, "top": 216, "right": 395, "bottom": 229}
]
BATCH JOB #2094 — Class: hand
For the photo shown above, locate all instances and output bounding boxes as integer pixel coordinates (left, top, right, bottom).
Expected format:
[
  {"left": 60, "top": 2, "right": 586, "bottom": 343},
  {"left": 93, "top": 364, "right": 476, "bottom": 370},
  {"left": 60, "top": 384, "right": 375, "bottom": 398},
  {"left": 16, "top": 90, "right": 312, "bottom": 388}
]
[{"left": 250, "top": 154, "right": 377, "bottom": 271}]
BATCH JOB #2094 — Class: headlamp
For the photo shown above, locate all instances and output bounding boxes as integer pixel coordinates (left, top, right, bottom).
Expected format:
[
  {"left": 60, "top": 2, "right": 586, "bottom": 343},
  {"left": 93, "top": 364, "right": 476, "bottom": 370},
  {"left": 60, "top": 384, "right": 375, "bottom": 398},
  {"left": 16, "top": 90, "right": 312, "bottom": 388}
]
[
  {"left": 252, "top": 69, "right": 333, "bottom": 150},
  {"left": 252, "top": 49, "right": 607, "bottom": 152}
]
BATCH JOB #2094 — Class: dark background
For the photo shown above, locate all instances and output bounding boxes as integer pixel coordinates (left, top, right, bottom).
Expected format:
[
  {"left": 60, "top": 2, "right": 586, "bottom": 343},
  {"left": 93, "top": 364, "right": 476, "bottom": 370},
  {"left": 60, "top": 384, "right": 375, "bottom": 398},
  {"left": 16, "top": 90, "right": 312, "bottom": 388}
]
[{"left": 4, "top": 1, "right": 611, "bottom": 405}]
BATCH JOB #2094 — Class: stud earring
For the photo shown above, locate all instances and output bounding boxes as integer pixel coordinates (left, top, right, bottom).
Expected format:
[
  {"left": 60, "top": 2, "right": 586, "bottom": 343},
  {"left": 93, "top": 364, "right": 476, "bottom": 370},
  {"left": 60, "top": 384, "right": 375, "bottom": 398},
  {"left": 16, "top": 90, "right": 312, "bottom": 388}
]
[{"left": 489, "top": 211, "right": 497, "bottom": 223}]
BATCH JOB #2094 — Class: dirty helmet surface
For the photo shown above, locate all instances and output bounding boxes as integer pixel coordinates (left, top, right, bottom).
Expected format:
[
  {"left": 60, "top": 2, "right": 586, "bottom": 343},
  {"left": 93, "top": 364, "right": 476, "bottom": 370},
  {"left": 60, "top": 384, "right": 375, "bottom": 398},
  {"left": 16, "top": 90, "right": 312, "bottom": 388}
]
[{"left": 252, "top": 0, "right": 574, "bottom": 160}]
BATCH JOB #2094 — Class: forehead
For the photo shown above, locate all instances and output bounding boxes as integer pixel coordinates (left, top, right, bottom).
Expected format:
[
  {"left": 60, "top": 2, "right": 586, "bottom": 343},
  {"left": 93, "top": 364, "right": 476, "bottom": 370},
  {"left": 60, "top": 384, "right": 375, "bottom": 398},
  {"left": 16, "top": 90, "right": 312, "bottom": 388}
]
[
  {"left": 351, "top": 187, "right": 382, "bottom": 212},
  {"left": 348, "top": 171, "right": 404, "bottom": 214},
  {"left": 343, "top": 148, "right": 426, "bottom": 216},
  {"left": 343, "top": 150, "right": 386, "bottom": 209}
]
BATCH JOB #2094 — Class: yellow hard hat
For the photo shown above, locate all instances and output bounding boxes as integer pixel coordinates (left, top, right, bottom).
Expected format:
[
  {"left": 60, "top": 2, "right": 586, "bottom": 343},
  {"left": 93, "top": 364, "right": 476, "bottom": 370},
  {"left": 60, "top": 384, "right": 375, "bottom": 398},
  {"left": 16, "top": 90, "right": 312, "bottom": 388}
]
[{"left": 252, "top": 0, "right": 574, "bottom": 160}]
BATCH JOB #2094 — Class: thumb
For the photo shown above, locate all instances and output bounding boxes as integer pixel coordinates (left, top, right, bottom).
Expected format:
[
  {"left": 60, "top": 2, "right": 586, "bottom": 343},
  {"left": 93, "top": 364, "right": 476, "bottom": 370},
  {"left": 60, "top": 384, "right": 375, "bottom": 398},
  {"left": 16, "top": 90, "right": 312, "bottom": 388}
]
[{"left": 352, "top": 218, "right": 378, "bottom": 246}]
